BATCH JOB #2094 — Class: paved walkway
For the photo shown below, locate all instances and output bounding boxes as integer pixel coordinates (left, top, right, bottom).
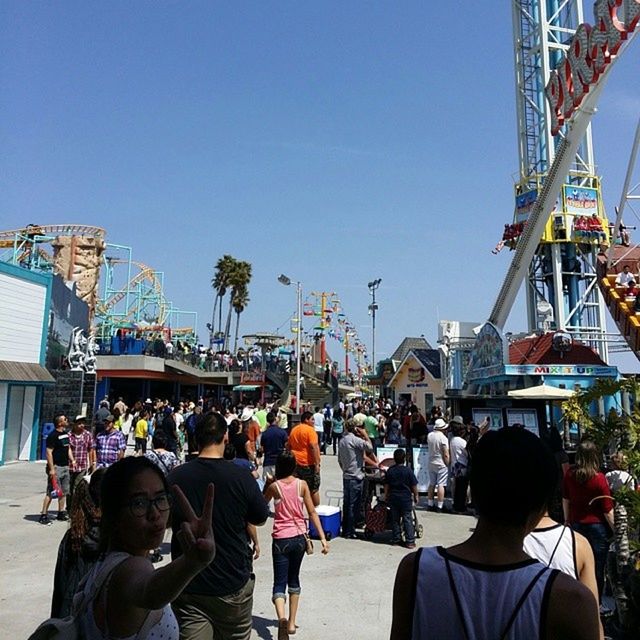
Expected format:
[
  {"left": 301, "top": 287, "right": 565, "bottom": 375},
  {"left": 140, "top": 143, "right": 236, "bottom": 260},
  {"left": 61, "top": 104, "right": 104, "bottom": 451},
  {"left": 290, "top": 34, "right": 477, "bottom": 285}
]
[{"left": 0, "top": 454, "right": 475, "bottom": 639}]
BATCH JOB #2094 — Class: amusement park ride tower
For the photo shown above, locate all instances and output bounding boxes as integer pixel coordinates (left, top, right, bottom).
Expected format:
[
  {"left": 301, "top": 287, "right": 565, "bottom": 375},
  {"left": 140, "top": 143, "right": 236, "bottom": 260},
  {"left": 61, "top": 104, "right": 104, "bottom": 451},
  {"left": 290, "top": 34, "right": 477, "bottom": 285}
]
[{"left": 510, "top": 0, "right": 609, "bottom": 360}]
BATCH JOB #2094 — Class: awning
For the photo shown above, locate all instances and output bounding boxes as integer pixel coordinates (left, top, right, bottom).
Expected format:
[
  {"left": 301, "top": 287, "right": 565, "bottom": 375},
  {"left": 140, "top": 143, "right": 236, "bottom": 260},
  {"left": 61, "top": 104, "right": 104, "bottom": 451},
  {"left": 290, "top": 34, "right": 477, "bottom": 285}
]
[
  {"left": 0, "top": 361, "right": 55, "bottom": 384},
  {"left": 507, "top": 384, "right": 575, "bottom": 400},
  {"left": 233, "top": 384, "right": 273, "bottom": 392}
]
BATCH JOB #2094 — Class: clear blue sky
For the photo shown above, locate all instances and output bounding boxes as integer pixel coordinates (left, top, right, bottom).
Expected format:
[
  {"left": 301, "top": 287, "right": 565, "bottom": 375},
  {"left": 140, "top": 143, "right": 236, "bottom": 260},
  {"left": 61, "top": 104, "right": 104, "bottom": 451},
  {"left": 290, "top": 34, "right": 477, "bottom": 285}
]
[{"left": 2, "top": 2, "right": 639, "bottom": 369}]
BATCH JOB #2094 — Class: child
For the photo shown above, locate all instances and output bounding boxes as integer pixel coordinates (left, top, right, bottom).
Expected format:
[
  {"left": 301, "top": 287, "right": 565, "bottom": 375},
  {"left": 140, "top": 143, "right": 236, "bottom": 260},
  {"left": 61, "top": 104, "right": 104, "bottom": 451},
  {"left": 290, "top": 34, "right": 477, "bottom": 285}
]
[{"left": 384, "top": 448, "right": 419, "bottom": 548}]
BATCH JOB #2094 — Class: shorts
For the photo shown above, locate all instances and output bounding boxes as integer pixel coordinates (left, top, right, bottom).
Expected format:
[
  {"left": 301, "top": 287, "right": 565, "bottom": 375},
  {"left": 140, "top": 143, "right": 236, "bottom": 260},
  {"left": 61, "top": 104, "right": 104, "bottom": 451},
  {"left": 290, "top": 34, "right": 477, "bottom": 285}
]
[
  {"left": 47, "top": 465, "right": 71, "bottom": 495},
  {"left": 427, "top": 465, "right": 449, "bottom": 489},
  {"left": 295, "top": 465, "right": 321, "bottom": 494}
]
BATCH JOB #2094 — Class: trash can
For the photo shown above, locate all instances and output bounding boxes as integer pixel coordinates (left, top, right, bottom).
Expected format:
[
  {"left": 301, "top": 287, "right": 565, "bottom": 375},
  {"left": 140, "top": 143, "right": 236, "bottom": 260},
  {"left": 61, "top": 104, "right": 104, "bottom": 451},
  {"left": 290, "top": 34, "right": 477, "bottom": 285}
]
[{"left": 40, "top": 423, "right": 55, "bottom": 460}]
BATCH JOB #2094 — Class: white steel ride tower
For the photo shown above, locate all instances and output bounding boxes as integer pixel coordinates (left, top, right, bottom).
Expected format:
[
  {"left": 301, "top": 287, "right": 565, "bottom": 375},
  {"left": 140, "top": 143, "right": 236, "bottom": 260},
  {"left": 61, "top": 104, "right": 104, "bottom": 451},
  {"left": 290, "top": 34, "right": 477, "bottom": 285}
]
[{"left": 509, "top": 0, "right": 609, "bottom": 360}]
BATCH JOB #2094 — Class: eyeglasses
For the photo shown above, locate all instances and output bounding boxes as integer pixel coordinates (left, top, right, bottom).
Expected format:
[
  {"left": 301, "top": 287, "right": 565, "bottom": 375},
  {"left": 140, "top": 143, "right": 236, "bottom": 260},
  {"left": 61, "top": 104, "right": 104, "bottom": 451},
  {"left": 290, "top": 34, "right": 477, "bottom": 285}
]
[{"left": 126, "top": 493, "right": 172, "bottom": 517}]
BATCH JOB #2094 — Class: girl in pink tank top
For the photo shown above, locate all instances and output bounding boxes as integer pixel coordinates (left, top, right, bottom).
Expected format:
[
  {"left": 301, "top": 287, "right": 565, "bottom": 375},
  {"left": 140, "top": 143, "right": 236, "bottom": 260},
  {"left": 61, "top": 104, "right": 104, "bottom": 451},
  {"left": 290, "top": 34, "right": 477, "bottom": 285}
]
[{"left": 264, "top": 452, "right": 330, "bottom": 640}]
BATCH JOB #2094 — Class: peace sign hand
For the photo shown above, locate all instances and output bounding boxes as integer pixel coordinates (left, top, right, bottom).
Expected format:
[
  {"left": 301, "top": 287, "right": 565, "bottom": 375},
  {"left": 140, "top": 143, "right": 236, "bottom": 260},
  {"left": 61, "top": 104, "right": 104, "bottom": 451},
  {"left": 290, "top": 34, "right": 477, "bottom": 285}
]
[{"left": 172, "top": 483, "right": 216, "bottom": 569}]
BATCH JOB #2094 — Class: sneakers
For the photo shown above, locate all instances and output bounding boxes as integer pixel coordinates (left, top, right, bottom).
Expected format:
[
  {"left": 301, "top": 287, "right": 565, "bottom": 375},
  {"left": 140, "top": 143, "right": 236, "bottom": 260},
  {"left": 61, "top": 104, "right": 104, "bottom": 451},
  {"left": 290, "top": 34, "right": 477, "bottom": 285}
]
[
  {"left": 405, "top": 542, "right": 417, "bottom": 549},
  {"left": 39, "top": 514, "right": 52, "bottom": 526},
  {"left": 56, "top": 511, "right": 69, "bottom": 521}
]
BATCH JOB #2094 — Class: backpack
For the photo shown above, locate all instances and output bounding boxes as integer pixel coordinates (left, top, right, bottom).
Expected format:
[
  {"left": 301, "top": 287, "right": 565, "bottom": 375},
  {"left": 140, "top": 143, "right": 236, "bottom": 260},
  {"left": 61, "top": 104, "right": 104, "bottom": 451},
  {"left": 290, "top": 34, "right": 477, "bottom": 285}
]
[{"left": 27, "top": 552, "right": 161, "bottom": 640}]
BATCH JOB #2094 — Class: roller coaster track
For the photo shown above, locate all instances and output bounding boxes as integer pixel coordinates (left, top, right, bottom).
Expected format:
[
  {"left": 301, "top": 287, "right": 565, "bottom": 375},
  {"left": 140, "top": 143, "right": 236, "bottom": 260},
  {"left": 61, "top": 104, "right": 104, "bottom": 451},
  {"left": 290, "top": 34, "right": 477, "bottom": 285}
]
[
  {"left": 0, "top": 224, "right": 106, "bottom": 242},
  {"left": 97, "top": 259, "right": 167, "bottom": 324}
]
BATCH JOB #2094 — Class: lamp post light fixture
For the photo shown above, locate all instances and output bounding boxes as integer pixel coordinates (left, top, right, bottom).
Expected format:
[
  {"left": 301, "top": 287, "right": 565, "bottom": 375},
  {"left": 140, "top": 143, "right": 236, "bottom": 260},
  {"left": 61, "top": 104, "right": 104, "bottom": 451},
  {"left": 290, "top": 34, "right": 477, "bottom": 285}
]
[
  {"left": 278, "top": 274, "right": 302, "bottom": 413},
  {"left": 367, "top": 278, "right": 382, "bottom": 398}
]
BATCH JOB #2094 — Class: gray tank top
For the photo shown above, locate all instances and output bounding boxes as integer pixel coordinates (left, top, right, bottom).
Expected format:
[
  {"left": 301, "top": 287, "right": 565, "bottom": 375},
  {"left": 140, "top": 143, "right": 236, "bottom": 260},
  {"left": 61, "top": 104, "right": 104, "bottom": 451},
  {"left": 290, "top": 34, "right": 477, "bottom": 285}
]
[{"left": 411, "top": 546, "right": 558, "bottom": 639}]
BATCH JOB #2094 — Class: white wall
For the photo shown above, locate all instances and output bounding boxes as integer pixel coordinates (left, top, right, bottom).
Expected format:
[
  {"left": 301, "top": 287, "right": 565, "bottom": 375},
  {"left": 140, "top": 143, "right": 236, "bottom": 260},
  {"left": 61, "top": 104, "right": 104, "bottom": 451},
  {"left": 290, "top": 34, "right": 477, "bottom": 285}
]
[{"left": 0, "top": 272, "right": 47, "bottom": 362}]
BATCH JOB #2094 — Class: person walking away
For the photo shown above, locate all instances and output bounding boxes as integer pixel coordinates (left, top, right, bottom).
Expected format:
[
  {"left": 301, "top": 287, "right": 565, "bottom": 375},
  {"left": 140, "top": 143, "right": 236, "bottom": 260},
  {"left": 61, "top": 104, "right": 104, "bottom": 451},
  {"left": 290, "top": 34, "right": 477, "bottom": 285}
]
[
  {"left": 426, "top": 418, "right": 450, "bottom": 512},
  {"left": 230, "top": 417, "right": 252, "bottom": 460},
  {"left": 113, "top": 396, "right": 127, "bottom": 416},
  {"left": 563, "top": 440, "right": 614, "bottom": 607},
  {"left": 95, "top": 415, "right": 127, "bottom": 468},
  {"left": 68, "top": 415, "right": 95, "bottom": 507},
  {"left": 287, "top": 411, "right": 322, "bottom": 507},
  {"left": 385, "top": 411, "right": 402, "bottom": 445},
  {"left": 261, "top": 411, "right": 288, "bottom": 480},
  {"left": 363, "top": 410, "right": 380, "bottom": 447},
  {"left": 241, "top": 407, "right": 262, "bottom": 464},
  {"left": 40, "top": 415, "right": 75, "bottom": 525},
  {"left": 159, "top": 408, "right": 179, "bottom": 455},
  {"left": 331, "top": 408, "right": 345, "bottom": 455},
  {"left": 338, "top": 420, "right": 374, "bottom": 539},
  {"left": 185, "top": 406, "right": 203, "bottom": 460},
  {"left": 169, "top": 412, "right": 269, "bottom": 640},
  {"left": 322, "top": 404, "right": 333, "bottom": 454},
  {"left": 448, "top": 418, "right": 469, "bottom": 513},
  {"left": 384, "top": 449, "right": 419, "bottom": 548},
  {"left": 93, "top": 400, "right": 111, "bottom": 435},
  {"left": 134, "top": 409, "right": 149, "bottom": 455},
  {"left": 50, "top": 468, "right": 106, "bottom": 617},
  {"left": 264, "top": 452, "right": 330, "bottom": 640},
  {"left": 312, "top": 406, "right": 326, "bottom": 454},
  {"left": 524, "top": 511, "right": 601, "bottom": 633},
  {"left": 390, "top": 428, "right": 601, "bottom": 640}
]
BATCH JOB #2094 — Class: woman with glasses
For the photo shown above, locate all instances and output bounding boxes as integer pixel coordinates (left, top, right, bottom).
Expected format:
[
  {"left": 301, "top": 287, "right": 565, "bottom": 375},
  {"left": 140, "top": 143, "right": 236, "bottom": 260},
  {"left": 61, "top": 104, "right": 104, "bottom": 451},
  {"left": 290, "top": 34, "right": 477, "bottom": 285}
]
[{"left": 77, "top": 456, "right": 215, "bottom": 639}]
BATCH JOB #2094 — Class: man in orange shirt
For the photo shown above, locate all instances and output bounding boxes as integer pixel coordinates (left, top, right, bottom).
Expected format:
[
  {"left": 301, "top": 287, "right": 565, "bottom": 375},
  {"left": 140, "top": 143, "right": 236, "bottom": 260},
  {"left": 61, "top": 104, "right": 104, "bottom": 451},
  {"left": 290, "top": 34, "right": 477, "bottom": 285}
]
[{"left": 287, "top": 410, "right": 322, "bottom": 506}]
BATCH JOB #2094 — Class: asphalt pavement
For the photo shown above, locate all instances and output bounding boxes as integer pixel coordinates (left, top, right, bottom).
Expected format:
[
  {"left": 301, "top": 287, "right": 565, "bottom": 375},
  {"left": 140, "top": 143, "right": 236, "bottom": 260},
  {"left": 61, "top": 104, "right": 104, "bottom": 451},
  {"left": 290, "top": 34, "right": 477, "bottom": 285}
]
[{"left": 0, "top": 453, "right": 475, "bottom": 640}]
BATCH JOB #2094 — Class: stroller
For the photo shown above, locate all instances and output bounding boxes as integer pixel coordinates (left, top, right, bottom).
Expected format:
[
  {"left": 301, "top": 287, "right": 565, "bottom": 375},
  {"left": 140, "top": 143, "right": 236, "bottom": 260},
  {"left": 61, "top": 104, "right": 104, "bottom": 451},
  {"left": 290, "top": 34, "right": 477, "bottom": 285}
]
[{"left": 362, "top": 470, "right": 424, "bottom": 541}]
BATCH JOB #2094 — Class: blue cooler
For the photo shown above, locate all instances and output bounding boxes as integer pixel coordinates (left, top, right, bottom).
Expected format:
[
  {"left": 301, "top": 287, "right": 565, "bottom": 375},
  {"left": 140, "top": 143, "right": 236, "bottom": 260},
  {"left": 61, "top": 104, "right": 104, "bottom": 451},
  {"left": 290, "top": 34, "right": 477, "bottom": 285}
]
[{"left": 309, "top": 505, "right": 341, "bottom": 540}]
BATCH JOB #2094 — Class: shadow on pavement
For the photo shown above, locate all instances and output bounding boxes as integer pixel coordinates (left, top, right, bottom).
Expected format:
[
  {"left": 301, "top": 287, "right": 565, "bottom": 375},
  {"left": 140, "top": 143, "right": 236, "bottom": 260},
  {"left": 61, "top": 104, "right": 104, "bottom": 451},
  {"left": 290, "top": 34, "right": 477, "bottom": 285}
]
[{"left": 252, "top": 614, "right": 279, "bottom": 640}]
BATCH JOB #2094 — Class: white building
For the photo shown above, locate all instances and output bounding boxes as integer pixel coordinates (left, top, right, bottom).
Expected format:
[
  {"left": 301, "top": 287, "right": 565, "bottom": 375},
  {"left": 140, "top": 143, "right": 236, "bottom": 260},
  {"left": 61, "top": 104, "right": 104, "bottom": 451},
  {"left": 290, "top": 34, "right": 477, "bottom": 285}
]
[{"left": 0, "top": 262, "right": 54, "bottom": 464}]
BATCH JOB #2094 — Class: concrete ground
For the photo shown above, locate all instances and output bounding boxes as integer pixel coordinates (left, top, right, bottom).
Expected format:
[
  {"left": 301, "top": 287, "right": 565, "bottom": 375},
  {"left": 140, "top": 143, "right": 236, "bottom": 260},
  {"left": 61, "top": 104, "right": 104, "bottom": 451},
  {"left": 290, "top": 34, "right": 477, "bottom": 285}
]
[{"left": 0, "top": 454, "right": 474, "bottom": 640}]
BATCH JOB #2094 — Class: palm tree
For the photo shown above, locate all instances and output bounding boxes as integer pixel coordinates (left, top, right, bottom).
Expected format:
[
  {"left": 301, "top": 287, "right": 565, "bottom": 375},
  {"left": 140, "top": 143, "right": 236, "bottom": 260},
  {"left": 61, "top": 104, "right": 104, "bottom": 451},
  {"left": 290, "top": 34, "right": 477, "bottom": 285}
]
[
  {"left": 211, "top": 255, "right": 236, "bottom": 344},
  {"left": 232, "top": 283, "right": 250, "bottom": 354},
  {"left": 223, "top": 260, "right": 252, "bottom": 351}
]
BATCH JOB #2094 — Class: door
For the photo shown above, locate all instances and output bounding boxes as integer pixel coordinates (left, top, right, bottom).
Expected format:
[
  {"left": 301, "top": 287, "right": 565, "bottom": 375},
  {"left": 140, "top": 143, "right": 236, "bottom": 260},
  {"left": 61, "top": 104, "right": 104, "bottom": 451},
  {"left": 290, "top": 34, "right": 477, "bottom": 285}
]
[
  {"left": 4, "top": 386, "right": 25, "bottom": 462},
  {"left": 424, "top": 393, "right": 434, "bottom": 414}
]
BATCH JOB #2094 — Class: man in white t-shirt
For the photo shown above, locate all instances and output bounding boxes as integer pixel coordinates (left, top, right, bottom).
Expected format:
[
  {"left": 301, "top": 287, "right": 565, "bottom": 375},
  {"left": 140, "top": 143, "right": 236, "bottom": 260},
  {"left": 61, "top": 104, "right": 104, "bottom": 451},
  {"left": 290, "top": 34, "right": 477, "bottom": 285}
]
[
  {"left": 426, "top": 418, "right": 450, "bottom": 512},
  {"left": 313, "top": 406, "right": 326, "bottom": 452},
  {"left": 615, "top": 264, "right": 635, "bottom": 286}
]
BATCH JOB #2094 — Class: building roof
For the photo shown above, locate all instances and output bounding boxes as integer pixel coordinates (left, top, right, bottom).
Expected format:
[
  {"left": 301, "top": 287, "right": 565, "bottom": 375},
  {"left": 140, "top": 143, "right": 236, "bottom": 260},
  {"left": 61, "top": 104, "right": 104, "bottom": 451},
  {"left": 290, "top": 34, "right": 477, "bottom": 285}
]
[
  {"left": 387, "top": 348, "right": 442, "bottom": 387},
  {"left": 412, "top": 349, "right": 442, "bottom": 378},
  {"left": 508, "top": 333, "right": 607, "bottom": 366},
  {"left": 0, "top": 361, "right": 54, "bottom": 384},
  {"left": 390, "top": 337, "right": 432, "bottom": 362}
]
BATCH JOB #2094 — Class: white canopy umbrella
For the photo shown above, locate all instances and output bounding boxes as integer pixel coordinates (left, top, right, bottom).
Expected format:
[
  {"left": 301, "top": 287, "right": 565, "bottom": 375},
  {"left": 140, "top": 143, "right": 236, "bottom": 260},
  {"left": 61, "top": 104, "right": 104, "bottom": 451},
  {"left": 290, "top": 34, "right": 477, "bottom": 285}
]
[{"left": 507, "top": 384, "right": 575, "bottom": 400}]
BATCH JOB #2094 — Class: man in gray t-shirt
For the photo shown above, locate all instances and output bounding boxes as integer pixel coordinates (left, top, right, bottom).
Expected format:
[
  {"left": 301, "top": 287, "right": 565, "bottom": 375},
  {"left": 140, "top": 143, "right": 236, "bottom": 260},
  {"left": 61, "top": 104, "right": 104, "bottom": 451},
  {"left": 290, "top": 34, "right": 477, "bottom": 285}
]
[{"left": 338, "top": 420, "right": 374, "bottom": 538}]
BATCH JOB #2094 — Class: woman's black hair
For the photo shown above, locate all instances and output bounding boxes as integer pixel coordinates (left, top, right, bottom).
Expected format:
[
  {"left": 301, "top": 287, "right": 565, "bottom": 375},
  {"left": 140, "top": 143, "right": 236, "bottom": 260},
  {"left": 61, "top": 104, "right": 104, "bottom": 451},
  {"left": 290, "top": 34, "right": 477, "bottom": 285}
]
[
  {"left": 470, "top": 428, "right": 557, "bottom": 527},
  {"left": 275, "top": 451, "right": 297, "bottom": 479},
  {"left": 98, "top": 457, "right": 169, "bottom": 552},
  {"left": 152, "top": 429, "right": 168, "bottom": 449}
]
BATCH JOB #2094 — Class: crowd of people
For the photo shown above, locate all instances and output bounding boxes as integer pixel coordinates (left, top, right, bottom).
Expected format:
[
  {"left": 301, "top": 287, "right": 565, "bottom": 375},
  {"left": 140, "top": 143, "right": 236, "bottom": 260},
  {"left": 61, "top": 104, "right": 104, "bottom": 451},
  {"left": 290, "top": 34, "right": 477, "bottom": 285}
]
[{"left": 33, "top": 392, "right": 639, "bottom": 639}]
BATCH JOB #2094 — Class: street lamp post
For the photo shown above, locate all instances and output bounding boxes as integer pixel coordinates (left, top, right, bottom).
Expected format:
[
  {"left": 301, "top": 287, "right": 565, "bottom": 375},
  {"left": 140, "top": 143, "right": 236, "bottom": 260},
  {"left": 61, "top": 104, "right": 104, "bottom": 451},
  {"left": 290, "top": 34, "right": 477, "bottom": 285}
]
[
  {"left": 368, "top": 278, "right": 382, "bottom": 398},
  {"left": 278, "top": 274, "right": 302, "bottom": 413}
]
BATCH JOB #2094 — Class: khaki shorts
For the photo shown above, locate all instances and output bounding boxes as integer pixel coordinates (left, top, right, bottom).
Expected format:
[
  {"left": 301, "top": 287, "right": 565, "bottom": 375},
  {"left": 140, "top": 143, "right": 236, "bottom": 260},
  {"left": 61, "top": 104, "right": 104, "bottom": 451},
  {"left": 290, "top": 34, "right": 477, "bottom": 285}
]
[{"left": 295, "top": 465, "right": 321, "bottom": 494}]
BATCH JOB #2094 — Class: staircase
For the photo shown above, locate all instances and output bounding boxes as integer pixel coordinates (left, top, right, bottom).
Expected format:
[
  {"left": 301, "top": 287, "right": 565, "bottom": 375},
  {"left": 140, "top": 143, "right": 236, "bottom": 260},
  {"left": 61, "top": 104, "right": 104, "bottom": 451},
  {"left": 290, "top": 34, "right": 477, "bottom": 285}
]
[
  {"left": 597, "top": 244, "right": 640, "bottom": 355},
  {"left": 286, "top": 364, "right": 334, "bottom": 409}
]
